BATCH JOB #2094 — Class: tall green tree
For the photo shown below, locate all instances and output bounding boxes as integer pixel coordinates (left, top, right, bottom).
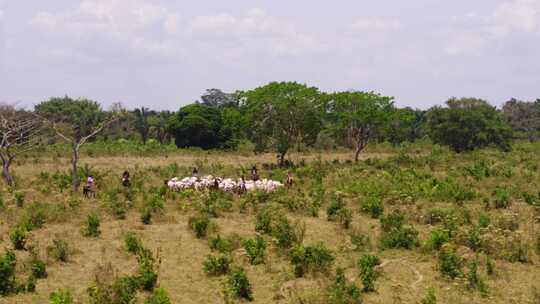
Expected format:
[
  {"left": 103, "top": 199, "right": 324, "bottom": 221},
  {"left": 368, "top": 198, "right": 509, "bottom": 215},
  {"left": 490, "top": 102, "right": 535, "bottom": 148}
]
[
  {"left": 244, "top": 82, "right": 323, "bottom": 166},
  {"left": 35, "top": 97, "right": 121, "bottom": 191},
  {"left": 426, "top": 98, "right": 512, "bottom": 152},
  {"left": 327, "top": 91, "right": 394, "bottom": 161},
  {"left": 502, "top": 98, "right": 540, "bottom": 142},
  {"left": 385, "top": 107, "right": 425, "bottom": 145},
  {"left": 134, "top": 107, "right": 150, "bottom": 144},
  {"left": 148, "top": 111, "right": 173, "bottom": 144},
  {"left": 168, "top": 104, "right": 226, "bottom": 149}
]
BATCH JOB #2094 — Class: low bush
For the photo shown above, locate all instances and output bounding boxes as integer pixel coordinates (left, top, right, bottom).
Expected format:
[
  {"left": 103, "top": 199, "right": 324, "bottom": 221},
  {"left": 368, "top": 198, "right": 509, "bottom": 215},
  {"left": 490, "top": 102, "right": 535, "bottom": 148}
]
[
  {"left": 10, "top": 226, "right": 28, "bottom": 250},
  {"left": 49, "top": 289, "right": 74, "bottom": 304},
  {"left": 136, "top": 249, "right": 159, "bottom": 291},
  {"left": 419, "top": 287, "right": 437, "bottom": 304},
  {"left": 242, "top": 236, "right": 267, "bottom": 265},
  {"left": 111, "top": 276, "right": 139, "bottom": 304},
  {"left": 124, "top": 233, "right": 143, "bottom": 255},
  {"left": 350, "top": 230, "right": 370, "bottom": 251},
  {"left": 209, "top": 234, "right": 242, "bottom": 254},
  {"left": 227, "top": 268, "right": 253, "bottom": 301},
  {"left": 82, "top": 214, "right": 101, "bottom": 237},
  {"left": 492, "top": 187, "right": 511, "bottom": 209},
  {"left": 361, "top": 196, "right": 384, "bottom": 219},
  {"left": 14, "top": 192, "right": 25, "bottom": 207},
  {"left": 144, "top": 287, "right": 172, "bottom": 304},
  {"left": 203, "top": 254, "right": 231, "bottom": 276},
  {"left": 380, "top": 211, "right": 419, "bottom": 249},
  {"left": 424, "top": 227, "right": 451, "bottom": 251},
  {"left": 536, "top": 233, "right": 540, "bottom": 255},
  {"left": 289, "top": 243, "right": 334, "bottom": 277},
  {"left": 358, "top": 254, "right": 381, "bottom": 292},
  {"left": 47, "top": 239, "right": 70, "bottom": 262},
  {"left": 466, "top": 261, "right": 488, "bottom": 296},
  {"left": 29, "top": 253, "right": 47, "bottom": 279},
  {"left": 141, "top": 208, "right": 152, "bottom": 225},
  {"left": 438, "top": 246, "right": 462, "bottom": 279},
  {"left": 188, "top": 215, "right": 211, "bottom": 239},
  {"left": 327, "top": 267, "right": 361, "bottom": 304},
  {"left": 0, "top": 250, "right": 17, "bottom": 295}
]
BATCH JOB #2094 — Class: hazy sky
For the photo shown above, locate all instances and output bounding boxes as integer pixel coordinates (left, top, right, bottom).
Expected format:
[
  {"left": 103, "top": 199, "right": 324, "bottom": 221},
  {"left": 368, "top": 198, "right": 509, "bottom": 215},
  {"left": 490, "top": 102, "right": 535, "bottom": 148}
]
[{"left": 1, "top": 0, "right": 539, "bottom": 110}]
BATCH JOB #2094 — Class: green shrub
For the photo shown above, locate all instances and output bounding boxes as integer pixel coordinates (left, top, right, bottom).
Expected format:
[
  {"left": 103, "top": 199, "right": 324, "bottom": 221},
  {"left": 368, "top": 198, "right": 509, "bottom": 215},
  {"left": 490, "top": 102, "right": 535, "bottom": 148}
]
[
  {"left": 419, "top": 287, "right": 436, "bottom": 304},
  {"left": 523, "top": 192, "right": 538, "bottom": 206},
  {"left": 209, "top": 234, "right": 242, "bottom": 254},
  {"left": 327, "top": 197, "right": 345, "bottom": 219},
  {"left": 358, "top": 254, "right": 381, "bottom": 292},
  {"left": 227, "top": 268, "right": 253, "bottom": 301},
  {"left": 380, "top": 210, "right": 419, "bottom": 249},
  {"left": 492, "top": 187, "right": 511, "bottom": 209},
  {"left": 466, "top": 227, "right": 482, "bottom": 252},
  {"left": 289, "top": 243, "right": 334, "bottom": 277},
  {"left": 49, "top": 289, "right": 74, "bottom": 304},
  {"left": 144, "top": 287, "right": 171, "bottom": 304},
  {"left": 0, "top": 250, "right": 17, "bottom": 295},
  {"left": 47, "top": 239, "right": 70, "bottom": 262},
  {"left": 495, "top": 215, "right": 519, "bottom": 231},
  {"left": 29, "top": 254, "right": 47, "bottom": 279},
  {"left": 110, "top": 200, "right": 128, "bottom": 220},
  {"left": 438, "top": 247, "right": 462, "bottom": 279},
  {"left": 14, "top": 192, "right": 25, "bottom": 207},
  {"left": 10, "top": 226, "right": 28, "bottom": 250},
  {"left": 124, "top": 233, "right": 143, "bottom": 255},
  {"left": 136, "top": 250, "right": 159, "bottom": 291},
  {"left": 254, "top": 207, "right": 274, "bottom": 234},
  {"left": 141, "top": 208, "right": 152, "bottom": 225},
  {"left": 188, "top": 215, "right": 211, "bottom": 238},
  {"left": 466, "top": 261, "right": 487, "bottom": 296},
  {"left": 536, "top": 234, "right": 540, "bottom": 255},
  {"left": 111, "top": 276, "right": 139, "bottom": 304},
  {"left": 424, "top": 227, "right": 451, "bottom": 251},
  {"left": 82, "top": 214, "right": 101, "bottom": 237},
  {"left": 327, "top": 267, "right": 361, "bottom": 304},
  {"left": 272, "top": 216, "right": 305, "bottom": 249},
  {"left": 203, "top": 254, "right": 231, "bottom": 276},
  {"left": 21, "top": 202, "right": 48, "bottom": 231},
  {"left": 242, "top": 236, "right": 267, "bottom": 265},
  {"left": 478, "top": 213, "right": 491, "bottom": 228},
  {"left": 486, "top": 256, "right": 495, "bottom": 276},
  {"left": 361, "top": 196, "right": 384, "bottom": 219},
  {"left": 337, "top": 208, "right": 352, "bottom": 229}
]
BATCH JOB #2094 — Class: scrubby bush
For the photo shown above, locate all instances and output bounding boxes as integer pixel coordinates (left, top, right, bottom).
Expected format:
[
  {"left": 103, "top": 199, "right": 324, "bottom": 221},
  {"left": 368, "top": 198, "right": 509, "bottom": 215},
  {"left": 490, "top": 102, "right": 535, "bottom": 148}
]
[
  {"left": 424, "top": 227, "right": 451, "bottom": 251},
  {"left": 478, "top": 213, "right": 491, "bottom": 228},
  {"left": 350, "top": 231, "right": 370, "bottom": 251},
  {"left": 47, "top": 239, "right": 70, "bottom": 262},
  {"left": 419, "top": 287, "right": 437, "bottom": 304},
  {"left": 227, "top": 268, "right": 253, "bottom": 301},
  {"left": 29, "top": 253, "right": 47, "bottom": 279},
  {"left": 49, "top": 289, "right": 74, "bottom": 304},
  {"left": 136, "top": 249, "right": 159, "bottom": 291},
  {"left": 466, "top": 227, "right": 482, "bottom": 252},
  {"left": 536, "top": 233, "right": 540, "bottom": 255},
  {"left": 466, "top": 261, "right": 488, "bottom": 296},
  {"left": 0, "top": 250, "right": 18, "bottom": 295},
  {"left": 242, "top": 236, "right": 267, "bottom": 265},
  {"left": 289, "top": 243, "right": 334, "bottom": 277},
  {"left": 203, "top": 254, "right": 231, "bottom": 276},
  {"left": 188, "top": 215, "right": 211, "bottom": 238},
  {"left": 272, "top": 216, "right": 305, "bottom": 249},
  {"left": 358, "top": 254, "right": 381, "bottom": 292},
  {"left": 438, "top": 247, "right": 462, "bottom": 279},
  {"left": 254, "top": 207, "right": 274, "bottom": 234},
  {"left": 124, "top": 233, "right": 143, "bottom": 255},
  {"left": 360, "top": 196, "right": 384, "bottom": 219},
  {"left": 209, "top": 234, "right": 242, "bottom": 254},
  {"left": 141, "top": 208, "right": 152, "bottom": 225},
  {"left": 327, "top": 267, "right": 361, "bottom": 304},
  {"left": 111, "top": 276, "right": 139, "bottom": 304},
  {"left": 82, "top": 214, "right": 101, "bottom": 237},
  {"left": 14, "top": 192, "right": 25, "bottom": 207},
  {"left": 21, "top": 202, "right": 48, "bottom": 231},
  {"left": 144, "top": 288, "right": 171, "bottom": 304},
  {"left": 492, "top": 187, "right": 511, "bottom": 209},
  {"left": 10, "top": 226, "right": 28, "bottom": 250},
  {"left": 380, "top": 210, "right": 419, "bottom": 249}
]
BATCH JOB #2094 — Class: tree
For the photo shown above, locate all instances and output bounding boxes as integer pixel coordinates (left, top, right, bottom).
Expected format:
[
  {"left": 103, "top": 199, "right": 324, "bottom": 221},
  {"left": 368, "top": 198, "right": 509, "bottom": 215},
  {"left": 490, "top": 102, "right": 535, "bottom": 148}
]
[
  {"left": 201, "top": 89, "right": 239, "bottom": 108},
  {"left": 502, "top": 98, "right": 540, "bottom": 142},
  {"left": 148, "top": 111, "right": 173, "bottom": 144},
  {"left": 35, "top": 97, "right": 121, "bottom": 192},
  {"left": 327, "top": 91, "right": 394, "bottom": 162},
  {"left": 168, "top": 104, "right": 226, "bottom": 149},
  {"left": 385, "top": 107, "right": 425, "bottom": 145},
  {"left": 0, "top": 105, "right": 43, "bottom": 186},
  {"left": 244, "top": 82, "right": 323, "bottom": 166},
  {"left": 426, "top": 98, "right": 512, "bottom": 153},
  {"left": 134, "top": 107, "right": 150, "bottom": 144}
]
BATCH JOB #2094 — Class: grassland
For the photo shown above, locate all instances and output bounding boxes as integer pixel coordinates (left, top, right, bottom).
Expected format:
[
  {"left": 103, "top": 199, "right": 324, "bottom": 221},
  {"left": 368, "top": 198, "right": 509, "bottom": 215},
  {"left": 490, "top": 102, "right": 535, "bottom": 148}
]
[{"left": 0, "top": 142, "right": 539, "bottom": 303}]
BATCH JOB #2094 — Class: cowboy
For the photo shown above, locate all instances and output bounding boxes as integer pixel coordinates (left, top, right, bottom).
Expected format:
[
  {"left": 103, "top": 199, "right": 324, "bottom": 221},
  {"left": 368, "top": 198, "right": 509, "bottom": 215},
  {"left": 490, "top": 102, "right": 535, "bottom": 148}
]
[
  {"left": 251, "top": 165, "right": 259, "bottom": 181},
  {"left": 122, "top": 170, "right": 130, "bottom": 187},
  {"left": 83, "top": 175, "right": 95, "bottom": 198}
]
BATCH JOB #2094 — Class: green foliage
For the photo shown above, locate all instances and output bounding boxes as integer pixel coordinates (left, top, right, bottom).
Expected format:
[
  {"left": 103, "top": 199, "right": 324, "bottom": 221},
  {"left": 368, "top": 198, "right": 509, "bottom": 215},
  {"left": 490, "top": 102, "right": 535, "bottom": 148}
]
[
  {"left": 426, "top": 98, "right": 512, "bottom": 152},
  {"left": 289, "top": 243, "right": 334, "bottom": 277},
  {"left": 478, "top": 213, "right": 491, "bottom": 228},
  {"left": 227, "top": 267, "right": 253, "bottom": 301},
  {"left": 358, "top": 254, "right": 381, "bottom": 292},
  {"left": 10, "top": 226, "right": 28, "bottom": 250},
  {"left": 424, "top": 227, "right": 451, "bottom": 251},
  {"left": 327, "top": 268, "right": 361, "bottom": 304},
  {"left": 47, "top": 239, "right": 70, "bottom": 262},
  {"left": 0, "top": 250, "right": 17, "bottom": 295},
  {"left": 14, "top": 192, "right": 25, "bottom": 207},
  {"left": 208, "top": 234, "right": 242, "bottom": 254},
  {"left": 111, "top": 276, "right": 139, "bottom": 304},
  {"left": 466, "top": 261, "right": 488, "bottom": 296},
  {"left": 254, "top": 207, "right": 274, "bottom": 234},
  {"left": 492, "top": 187, "right": 511, "bottom": 209},
  {"left": 82, "top": 213, "right": 101, "bottom": 237},
  {"left": 242, "top": 236, "right": 267, "bottom": 265},
  {"left": 360, "top": 196, "right": 384, "bottom": 219},
  {"left": 49, "top": 289, "right": 74, "bottom": 304},
  {"left": 272, "top": 216, "right": 305, "bottom": 249},
  {"left": 536, "top": 233, "right": 540, "bottom": 255},
  {"left": 135, "top": 249, "right": 159, "bottom": 291},
  {"left": 144, "top": 288, "right": 172, "bottom": 304},
  {"left": 124, "top": 233, "right": 143, "bottom": 255},
  {"left": 29, "top": 253, "right": 47, "bottom": 279},
  {"left": 327, "top": 197, "right": 353, "bottom": 228},
  {"left": 203, "top": 254, "right": 231, "bottom": 276},
  {"left": 418, "top": 287, "right": 437, "bottom": 304},
  {"left": 188, "top": 215, "right": 211, "bottom": 239},
  {"left": 438, "top": 247, "right": 462, "bottom": 279},
  {"left": 380, "top": 210, "right": 419, "bottom": 249}
]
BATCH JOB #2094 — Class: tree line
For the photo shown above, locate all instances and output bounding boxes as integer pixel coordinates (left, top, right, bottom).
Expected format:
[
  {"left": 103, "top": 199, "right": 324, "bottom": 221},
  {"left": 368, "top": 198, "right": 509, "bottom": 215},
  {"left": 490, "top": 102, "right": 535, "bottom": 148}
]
[{"left": 1, "top": 81, "right": 540, "bottom": 188}]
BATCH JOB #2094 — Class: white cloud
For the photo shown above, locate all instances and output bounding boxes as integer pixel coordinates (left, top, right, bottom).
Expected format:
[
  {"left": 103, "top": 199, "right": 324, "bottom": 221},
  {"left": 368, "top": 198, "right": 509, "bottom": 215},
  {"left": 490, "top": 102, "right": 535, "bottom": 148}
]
[
  {"left": 348, "top": 17, "right": 402, "bottom": 32},
  {"left": 490, "top": 0, "right": 540, "bottom": 35}
]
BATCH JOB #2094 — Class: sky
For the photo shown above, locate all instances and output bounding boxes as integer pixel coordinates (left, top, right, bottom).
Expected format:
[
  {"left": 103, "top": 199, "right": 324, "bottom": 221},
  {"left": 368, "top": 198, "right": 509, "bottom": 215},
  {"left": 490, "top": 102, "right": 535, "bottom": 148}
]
[{"left": 0, "top": 0, "right": 539, "bottom": 110}]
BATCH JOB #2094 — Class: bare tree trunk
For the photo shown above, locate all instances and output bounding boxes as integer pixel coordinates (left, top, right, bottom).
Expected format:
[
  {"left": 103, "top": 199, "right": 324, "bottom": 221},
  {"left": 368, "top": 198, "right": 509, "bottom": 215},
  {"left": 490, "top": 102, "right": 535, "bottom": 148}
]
[
  {"left": 2, "top": 159, "right": 13, "bottom": 186},
  {"left": 71, "top": 144, "right": 79, "bottom": 192},
  {"left": 354, "top": 146, "right": 362, "bottom": 162}
]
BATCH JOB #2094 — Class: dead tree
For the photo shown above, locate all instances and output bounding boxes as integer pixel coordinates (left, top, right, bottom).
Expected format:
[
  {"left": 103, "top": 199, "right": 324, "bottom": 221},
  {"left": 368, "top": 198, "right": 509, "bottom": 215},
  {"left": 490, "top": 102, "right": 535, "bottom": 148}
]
[{"left": 0, "top": 105, "right": 43, "bottom": 186}]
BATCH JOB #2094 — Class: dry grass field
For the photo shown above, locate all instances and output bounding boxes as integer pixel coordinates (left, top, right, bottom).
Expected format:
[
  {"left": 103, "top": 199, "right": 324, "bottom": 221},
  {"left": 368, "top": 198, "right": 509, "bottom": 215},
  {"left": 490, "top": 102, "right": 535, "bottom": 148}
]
[{"left": 0, "top": 145, "right": 539, "bottom": 304}]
